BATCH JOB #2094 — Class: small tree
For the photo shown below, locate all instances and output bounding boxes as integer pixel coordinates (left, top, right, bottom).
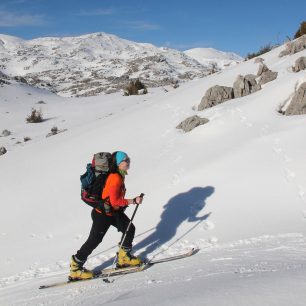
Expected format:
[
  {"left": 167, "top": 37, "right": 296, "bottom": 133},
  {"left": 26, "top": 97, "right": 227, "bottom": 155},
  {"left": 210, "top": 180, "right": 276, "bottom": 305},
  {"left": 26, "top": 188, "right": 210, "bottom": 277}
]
[
  {"left": 26, "top": 108, "right": 43, "bottom": 123},
  {"left": 246, "top": 44, "right": 274, "bottom": 60},
  {"left": 294, "top": 21, "right": 306, "bottom": 39}
]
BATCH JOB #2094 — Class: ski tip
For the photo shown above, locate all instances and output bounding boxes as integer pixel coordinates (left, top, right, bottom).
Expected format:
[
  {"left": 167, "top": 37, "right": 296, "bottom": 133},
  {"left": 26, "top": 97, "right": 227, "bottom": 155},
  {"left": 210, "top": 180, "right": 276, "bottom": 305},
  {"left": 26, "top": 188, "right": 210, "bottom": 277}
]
[
  {"left": 190, "top": 247, "right": 200, "bottom": 255},
  {"left": 39, "top": 285, "right": 47, "bottom": 289}
]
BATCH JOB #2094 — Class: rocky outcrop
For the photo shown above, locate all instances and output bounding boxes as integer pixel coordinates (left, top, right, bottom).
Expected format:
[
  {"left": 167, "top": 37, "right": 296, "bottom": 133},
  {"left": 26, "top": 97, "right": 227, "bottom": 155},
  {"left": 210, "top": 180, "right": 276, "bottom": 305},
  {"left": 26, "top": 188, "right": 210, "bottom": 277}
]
[
  {"left": 14, "top": 76, "right": 28, "bottom": 84},
  {"left": 279, "top": 35, "right": 306, "bottom": 57},
  {"left": 198, "top": 85, "right": 234, "bottom": 111},
  {"left": 233, "top": 74, "right": 261, "bottom": 98},
  {"left": 176, "top": 115, "right": 209, "bottom": 132},
  {"left": 285, "top": 82, "right": 306, "bottom": 115},
  {"left": 293, "top": 56, "right": 306, "bottom": 72}
]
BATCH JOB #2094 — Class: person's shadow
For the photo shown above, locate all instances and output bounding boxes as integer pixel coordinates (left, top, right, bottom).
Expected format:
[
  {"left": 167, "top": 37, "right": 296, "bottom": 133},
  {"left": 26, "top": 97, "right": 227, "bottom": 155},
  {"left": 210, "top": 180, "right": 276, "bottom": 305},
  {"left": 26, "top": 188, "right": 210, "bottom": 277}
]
[{"left": 134, "top": 186, "right": 214, "bottom": 258}]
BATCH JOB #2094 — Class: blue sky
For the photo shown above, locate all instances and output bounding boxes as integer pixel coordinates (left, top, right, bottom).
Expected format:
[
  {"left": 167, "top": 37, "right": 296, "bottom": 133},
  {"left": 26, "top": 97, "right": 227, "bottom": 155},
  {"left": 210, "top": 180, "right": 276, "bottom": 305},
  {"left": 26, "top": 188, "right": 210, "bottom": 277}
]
[{"left": 0, "top": 0, "right": 305, "bottom": 56}]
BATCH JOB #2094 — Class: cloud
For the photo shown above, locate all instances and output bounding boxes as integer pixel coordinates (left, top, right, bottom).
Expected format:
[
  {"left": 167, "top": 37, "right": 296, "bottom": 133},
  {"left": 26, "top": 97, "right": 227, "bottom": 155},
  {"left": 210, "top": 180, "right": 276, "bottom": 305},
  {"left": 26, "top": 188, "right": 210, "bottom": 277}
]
[
  {"left": 125, "top": 21, "right": 160, "bottom": 31},
  {"left": 76, "top": 8, "right": 115, "bottom": 16},
  {"left": 0, "top": 10, "right": 45, "bottom": 27}
]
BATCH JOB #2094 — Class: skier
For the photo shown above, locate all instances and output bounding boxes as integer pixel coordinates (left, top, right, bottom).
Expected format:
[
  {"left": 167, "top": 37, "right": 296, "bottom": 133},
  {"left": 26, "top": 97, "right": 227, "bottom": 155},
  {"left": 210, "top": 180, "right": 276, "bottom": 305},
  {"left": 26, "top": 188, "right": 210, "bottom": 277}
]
[{"left": 70, "top": 151, "right": 144, "bottom": 280}]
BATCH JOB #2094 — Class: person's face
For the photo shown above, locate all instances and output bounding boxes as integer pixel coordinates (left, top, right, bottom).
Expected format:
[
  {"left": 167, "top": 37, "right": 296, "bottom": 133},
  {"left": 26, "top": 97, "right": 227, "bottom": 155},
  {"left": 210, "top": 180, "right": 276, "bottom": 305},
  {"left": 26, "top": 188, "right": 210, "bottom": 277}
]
[{"left": 118, "top": 157, "right": 130, "bottom": 171}]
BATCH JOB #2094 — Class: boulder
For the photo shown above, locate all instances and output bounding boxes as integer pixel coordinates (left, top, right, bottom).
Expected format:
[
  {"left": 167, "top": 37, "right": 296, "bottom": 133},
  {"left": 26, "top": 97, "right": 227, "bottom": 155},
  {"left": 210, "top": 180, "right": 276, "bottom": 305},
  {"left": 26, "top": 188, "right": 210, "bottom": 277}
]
[
  {"left": 176, "top": 115, "right": 209, "bottom": 132},
  {"left": 0, "top": 147, "right": 7, "bottom": 156},
  {"left": 198, "top": 85, "right": 234, "bottom": 111},
  {"left": 285, "top": 82, "right": 306, "bottom": 115},
  {"left": 279, "top": 35, "right": 306, "bottom": 57},
  {"left": 1, "top": 129, "right": 11, "bottom": 137},
  {"left": 257, "top": 64, "right": 270, "bottom": 76},
  {"left": 233, "top": 74, "right": 261, "bottom": 98},
  {"left": 258, "top": 70, "right": 278, "bottom": 85},
  {"left": 293, "top": 56, "right": 306, "bottom": 72},
  {"left": 254, "top": 57, "right": 264, "bottom": 64}
]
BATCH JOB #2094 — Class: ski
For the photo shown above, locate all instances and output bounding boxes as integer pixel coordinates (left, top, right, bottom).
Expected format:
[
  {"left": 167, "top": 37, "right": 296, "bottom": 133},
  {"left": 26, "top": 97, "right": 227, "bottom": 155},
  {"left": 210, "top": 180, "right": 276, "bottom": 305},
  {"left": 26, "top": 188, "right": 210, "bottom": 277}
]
[
  {"left": 39, "top": 248, "right": 198, "bottom": 289},
  {"left": 147, "top": 247, "right": 199, "bottom": 265},
  {"left": 39, "top": 265, "right": 146, "bottom": 289}
]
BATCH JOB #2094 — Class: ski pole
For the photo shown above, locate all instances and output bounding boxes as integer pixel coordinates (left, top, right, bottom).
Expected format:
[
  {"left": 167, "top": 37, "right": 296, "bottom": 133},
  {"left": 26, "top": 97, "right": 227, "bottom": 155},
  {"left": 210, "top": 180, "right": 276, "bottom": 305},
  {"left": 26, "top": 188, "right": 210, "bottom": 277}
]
[{"left": 104, "top": 193, "right": 144, "bottom": 282}]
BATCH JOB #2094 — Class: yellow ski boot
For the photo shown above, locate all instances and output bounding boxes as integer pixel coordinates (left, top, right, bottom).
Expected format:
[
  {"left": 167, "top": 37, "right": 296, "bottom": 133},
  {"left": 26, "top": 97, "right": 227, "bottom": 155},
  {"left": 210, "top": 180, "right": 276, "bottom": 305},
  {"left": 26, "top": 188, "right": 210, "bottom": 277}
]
[
  {"left": 69, "top": 256, "right": 94, "bottom": 280},
  {"left": 117, "top": 247, "right": 142, "bottom": 268}
]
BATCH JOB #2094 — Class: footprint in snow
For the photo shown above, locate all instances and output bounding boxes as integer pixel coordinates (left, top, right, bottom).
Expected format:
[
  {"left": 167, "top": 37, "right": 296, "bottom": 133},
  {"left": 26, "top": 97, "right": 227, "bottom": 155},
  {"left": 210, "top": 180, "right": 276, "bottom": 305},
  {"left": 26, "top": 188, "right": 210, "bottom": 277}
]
[
  {"left": 161, "top": 128, "right": 172, "bottom": 137},
  {"left": 170, "top": 168, "right": 184, "bottom": 186},
  {"left": 298, "top": 185, "right": 306, "bottom": 202},
  {"left": 284, "top": 168, "right": 296, "bottom": 181},
  {"left": 239, "top": 115, "right": 253, "bottom": 127},
  {"left": 200, "top": 220, "right": 215, "bottom": 231},
  {"left": 260, "top": 124, "right": 270, "bottom": 137},
  {"left": 273, "top": 146, "right": 282, "bottom": 154}
]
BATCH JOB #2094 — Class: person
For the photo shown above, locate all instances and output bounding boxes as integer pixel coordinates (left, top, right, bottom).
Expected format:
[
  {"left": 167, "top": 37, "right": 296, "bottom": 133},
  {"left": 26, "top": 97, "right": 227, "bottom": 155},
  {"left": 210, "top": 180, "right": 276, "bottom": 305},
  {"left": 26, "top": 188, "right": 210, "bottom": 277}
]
[{"left": 69, "top": 151, "right": 144, "bottom": 280}]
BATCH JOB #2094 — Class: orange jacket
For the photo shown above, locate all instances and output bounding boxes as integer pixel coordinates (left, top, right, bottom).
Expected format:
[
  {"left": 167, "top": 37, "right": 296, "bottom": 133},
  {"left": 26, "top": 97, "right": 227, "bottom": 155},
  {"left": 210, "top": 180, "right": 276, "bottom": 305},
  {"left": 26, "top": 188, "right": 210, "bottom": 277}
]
[{"left": 101, "top": 173, "right": 129, "bottom": 210}]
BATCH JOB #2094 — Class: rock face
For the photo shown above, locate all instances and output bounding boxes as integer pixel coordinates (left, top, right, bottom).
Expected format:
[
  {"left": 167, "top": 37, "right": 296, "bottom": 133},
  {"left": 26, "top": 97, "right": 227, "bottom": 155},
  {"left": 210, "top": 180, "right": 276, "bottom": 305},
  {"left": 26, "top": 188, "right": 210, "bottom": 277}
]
[
  {"left": 233, "top": 74, "right": 261, "bottom": 98},
  {"left": 285, "top": 82, "right": 306, "bottom": 115},
  {"left": 293, "top": 56, "right": 306, "bottom": 72},
  {"left": 198, "top": 85, "right": 234, "bottom": 111},
  {"left": 279, "top": 35, "right": 306, "bottom": 57},
  {"left": 176, "top": 115, "right": 209, "bottom": 132}
]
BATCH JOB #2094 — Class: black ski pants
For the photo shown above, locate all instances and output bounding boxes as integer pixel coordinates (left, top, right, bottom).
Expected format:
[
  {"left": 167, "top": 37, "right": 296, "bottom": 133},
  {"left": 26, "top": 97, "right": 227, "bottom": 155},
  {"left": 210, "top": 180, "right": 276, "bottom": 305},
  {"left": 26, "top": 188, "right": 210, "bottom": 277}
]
[{"left": 75, "top": 209, "right": 135, "bottom": 262}]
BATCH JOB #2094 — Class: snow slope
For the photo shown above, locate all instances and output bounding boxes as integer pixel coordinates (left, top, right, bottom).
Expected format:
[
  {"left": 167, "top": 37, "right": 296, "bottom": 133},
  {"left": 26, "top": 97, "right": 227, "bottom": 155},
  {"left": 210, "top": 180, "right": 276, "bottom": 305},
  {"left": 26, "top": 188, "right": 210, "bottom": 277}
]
[
  {"left": 0, "top": 33, "right": 219, "bottom": 97},
  {"left": 184, "top": 47, "right": 243, "bottom": 69},
  {"left": 0, "top": 41, "right": 306, "bottom": 305}
]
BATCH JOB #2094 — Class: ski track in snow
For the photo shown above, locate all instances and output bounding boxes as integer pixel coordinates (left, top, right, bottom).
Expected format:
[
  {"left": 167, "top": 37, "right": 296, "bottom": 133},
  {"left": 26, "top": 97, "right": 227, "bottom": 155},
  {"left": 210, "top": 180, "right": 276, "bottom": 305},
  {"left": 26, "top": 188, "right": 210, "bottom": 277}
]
[{"left": 0, "top": 234, "right": 305, "bottom": 306}]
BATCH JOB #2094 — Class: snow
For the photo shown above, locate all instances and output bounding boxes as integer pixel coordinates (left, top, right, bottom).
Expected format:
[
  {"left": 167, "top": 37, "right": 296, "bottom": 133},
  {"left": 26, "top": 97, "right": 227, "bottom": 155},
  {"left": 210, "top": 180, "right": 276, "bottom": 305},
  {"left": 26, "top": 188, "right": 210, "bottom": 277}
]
[
  {"left": 184, "top": 47, "right": 243, "bottom": 68},
  {"left": 0, "top": 37, "right": 306, "bottom": 305},
  {"left": 0, "top": 33, "right": 222, "bottom": 97}
]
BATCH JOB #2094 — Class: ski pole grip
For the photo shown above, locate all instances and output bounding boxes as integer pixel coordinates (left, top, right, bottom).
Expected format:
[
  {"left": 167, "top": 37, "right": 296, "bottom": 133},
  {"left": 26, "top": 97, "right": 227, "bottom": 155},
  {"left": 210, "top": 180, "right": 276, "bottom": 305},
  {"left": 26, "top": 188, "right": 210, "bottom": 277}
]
[{"left": 140, "top": 193, "right": 145, "bottom": 198}]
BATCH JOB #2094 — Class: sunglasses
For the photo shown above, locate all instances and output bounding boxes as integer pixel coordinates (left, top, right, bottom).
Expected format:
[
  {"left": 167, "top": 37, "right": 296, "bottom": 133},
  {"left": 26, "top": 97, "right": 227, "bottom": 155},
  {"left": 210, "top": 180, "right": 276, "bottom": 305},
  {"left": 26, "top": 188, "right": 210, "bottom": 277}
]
[{"left": 122, "top": 158, "right": 130, "bottom": 163}]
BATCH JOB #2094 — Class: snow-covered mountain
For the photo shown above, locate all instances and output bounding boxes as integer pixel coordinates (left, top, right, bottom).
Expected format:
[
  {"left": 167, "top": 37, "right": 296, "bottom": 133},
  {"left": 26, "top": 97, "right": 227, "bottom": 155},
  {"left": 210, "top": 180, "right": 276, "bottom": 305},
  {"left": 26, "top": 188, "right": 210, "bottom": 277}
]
[
  {"left": 0, "top": 33, "right": 238, "bottom": 97},
  {"left": 0, "top": 37, "right": 306, "bottom": 305},
  {"left": 184, "top": 47, "right": 243, "bottom": 69}
]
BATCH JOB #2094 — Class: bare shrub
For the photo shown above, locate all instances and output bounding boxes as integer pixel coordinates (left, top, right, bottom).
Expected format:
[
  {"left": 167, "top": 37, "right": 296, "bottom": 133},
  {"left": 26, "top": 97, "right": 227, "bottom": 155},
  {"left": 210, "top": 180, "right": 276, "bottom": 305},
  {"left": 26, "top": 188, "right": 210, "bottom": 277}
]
[
  {"left": 294, "top": 21, "right": 306, "bottom": 39},
  {"left": 246, "top": 44, "right": 276, "bottom": 60},
  {"left": 26, "top": 108, "right": 43, "bottom": 123}
]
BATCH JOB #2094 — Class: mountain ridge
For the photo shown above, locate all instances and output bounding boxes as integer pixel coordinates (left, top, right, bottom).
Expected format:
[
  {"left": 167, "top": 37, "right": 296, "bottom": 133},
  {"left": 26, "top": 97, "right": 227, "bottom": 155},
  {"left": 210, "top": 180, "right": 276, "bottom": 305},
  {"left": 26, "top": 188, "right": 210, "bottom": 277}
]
[{"left": 0, "top": 32, "right": 242, "bottom": 97}]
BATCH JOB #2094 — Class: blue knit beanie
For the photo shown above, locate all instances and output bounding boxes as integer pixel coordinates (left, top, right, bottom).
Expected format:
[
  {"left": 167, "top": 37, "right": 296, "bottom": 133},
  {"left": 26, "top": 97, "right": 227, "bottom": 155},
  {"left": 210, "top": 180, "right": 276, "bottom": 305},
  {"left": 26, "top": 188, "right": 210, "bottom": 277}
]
[{"left": 116, "top": 151, "right": 128, "bottom": 166}]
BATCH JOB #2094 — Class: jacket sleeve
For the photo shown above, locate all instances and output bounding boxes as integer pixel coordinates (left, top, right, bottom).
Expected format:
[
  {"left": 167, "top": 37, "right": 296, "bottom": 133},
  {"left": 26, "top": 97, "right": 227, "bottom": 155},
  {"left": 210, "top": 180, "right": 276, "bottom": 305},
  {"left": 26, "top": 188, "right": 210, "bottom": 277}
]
[{"left": 108, "top": 175, "right": 129, "bottom": 208}]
